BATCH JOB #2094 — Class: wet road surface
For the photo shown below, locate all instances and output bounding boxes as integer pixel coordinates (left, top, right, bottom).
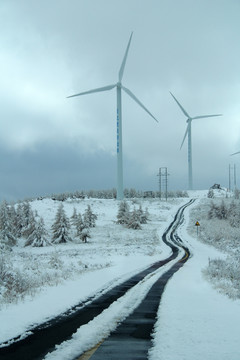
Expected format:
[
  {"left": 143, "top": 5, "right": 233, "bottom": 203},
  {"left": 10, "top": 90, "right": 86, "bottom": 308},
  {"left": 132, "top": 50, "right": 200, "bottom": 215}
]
[{"left": 0, "top": 200, "right": 194, "bottom": 360}]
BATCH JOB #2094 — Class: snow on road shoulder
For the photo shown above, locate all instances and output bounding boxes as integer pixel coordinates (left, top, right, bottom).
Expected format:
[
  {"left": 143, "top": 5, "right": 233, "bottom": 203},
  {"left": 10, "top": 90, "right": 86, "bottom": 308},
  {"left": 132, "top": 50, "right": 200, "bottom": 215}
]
[
  {"left": 43, "top": 255, "right": 182, "bottom": 360},
  {"left": 0, "top": 198, "right": 184, "bottom": 344},
  {"left": 149, "top": 199, "right": 240, "bottom": 360}
]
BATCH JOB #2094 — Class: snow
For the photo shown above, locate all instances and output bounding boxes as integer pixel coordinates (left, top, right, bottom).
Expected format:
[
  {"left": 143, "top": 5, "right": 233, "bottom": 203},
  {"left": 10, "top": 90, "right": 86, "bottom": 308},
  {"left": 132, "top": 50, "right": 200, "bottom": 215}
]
[
  {"left": 149, "top": 199, "right": 240, "bottom": 360},
  {"left": 1, "top": 193, "right": 240, "bottom": 359}
]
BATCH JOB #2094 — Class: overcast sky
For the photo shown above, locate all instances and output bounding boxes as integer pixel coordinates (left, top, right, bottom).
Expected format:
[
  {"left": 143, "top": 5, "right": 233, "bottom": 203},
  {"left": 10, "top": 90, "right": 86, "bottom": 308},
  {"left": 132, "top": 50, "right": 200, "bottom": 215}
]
[{"left": 0, "top": 0, "right": 240, "bottom": 201}]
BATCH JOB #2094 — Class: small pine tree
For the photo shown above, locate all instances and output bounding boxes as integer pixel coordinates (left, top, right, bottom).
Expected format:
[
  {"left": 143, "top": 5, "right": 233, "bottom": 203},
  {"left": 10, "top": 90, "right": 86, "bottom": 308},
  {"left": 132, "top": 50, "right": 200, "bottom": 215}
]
[
  {"left": 51, "top": 203, "right": 71, "bottom": 244},
  {"left": 0, "top": 201, "right": 16, "bottom": 247},
  {"left": 127, "top": 208, "right": 142, "bottom": 230},
  {"left": 117, "top": 200, "right": 130, "bottom": 225},
  {"left": 75, "top": 213, "right": 85, "bottom": 236},
  {"left": 25, "top": 218, "right": 49, "bottom": 247},
  {"left": 15, "top": 203, "right": 24, "bottom": 237},
  {"left": 83, "top": 205, "right": 97, "bottom": 228},
  {"left": 70, "top": 207, "right": 78, "bottom": 227},
  {"left": 80, "top": 228, "right": 91, "bottom": 243},
  {"left": 22, "top": 210, "right": 36, "bottom": 239},
  {"left": 137, "top": 205, "right": 148, "bottom": 224}
]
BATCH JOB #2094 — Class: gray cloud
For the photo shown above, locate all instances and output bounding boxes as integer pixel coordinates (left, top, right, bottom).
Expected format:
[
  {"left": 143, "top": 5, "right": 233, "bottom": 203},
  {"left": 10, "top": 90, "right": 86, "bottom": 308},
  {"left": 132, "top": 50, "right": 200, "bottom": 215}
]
[{"left": 0, "top": 0, "right": 239, "bottom": 200}]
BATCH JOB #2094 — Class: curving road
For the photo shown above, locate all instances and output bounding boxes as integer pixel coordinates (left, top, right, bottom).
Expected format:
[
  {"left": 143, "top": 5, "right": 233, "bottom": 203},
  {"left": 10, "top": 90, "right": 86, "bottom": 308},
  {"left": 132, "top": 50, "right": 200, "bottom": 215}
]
[
  {"left": 76, "top": 199, "right": 194, "bottom": 360},
  {"left": 0, "top": 199, "right": 194, "bottom": 360}
]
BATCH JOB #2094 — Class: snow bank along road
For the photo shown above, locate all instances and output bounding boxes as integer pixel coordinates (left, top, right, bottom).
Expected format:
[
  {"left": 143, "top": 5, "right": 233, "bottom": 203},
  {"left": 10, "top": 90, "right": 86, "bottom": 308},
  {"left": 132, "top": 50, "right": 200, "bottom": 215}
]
[{"left": 0, "top": 199, "right": 194, "bottom": 360}]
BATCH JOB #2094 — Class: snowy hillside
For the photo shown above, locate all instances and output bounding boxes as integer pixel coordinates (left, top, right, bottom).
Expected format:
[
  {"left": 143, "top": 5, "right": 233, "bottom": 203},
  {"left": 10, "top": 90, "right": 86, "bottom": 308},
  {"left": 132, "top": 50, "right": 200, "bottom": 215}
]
[{"left": 0, "top": 190, "right": 240, "bottom": 360}]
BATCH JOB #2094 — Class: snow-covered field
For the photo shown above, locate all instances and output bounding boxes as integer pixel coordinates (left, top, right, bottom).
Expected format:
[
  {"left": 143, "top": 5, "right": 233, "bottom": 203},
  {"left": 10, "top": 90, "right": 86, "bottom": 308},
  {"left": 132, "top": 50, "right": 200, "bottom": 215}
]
[{"left": 1, "top": 191, "right": 240, "bottom": 359}]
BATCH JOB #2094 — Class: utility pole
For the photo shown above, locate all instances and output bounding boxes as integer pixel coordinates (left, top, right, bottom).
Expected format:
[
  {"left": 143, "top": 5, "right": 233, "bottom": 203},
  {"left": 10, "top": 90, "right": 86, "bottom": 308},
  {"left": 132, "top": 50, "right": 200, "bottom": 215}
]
[{"left": 157, "top": 167, "right": 169, "bottom": 201}]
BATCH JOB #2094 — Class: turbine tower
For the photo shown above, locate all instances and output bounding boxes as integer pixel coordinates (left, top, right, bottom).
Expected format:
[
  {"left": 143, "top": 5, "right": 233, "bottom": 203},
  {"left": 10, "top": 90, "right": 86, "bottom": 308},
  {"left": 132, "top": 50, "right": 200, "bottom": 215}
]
[
  {"left": 67, "top": 33, "right": 158, "bottom": 200},
  {"left": 170, "top": 92, "right": 222, "bottom": 190}
]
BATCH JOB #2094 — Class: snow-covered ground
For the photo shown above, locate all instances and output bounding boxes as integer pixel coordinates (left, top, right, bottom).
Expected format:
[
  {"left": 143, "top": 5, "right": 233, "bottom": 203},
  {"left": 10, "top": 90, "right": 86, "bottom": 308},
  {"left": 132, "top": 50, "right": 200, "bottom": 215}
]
[{"left": 1, "top": 191, "right": 240, "bottom": 359}]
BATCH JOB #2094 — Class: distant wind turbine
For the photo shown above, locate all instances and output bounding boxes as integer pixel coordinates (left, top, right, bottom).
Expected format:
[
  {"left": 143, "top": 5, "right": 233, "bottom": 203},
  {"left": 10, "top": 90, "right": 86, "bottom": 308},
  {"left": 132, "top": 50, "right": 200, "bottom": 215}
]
[
  {"left": 170, "top": 92, "right": 222, "bottom": 190},
  {"left": 67, "top": 33, "right": 158, "bottom": 200}
]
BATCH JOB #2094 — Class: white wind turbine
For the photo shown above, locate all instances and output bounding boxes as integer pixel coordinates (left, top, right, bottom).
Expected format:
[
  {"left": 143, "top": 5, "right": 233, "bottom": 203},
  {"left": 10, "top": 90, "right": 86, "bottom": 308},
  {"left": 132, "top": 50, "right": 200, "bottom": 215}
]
[
  {"left": 67, "top": 33, "right": 158, "bottom": 200},
  {"left": 170, "top": 92, "right": 222, "bottom": 190}
]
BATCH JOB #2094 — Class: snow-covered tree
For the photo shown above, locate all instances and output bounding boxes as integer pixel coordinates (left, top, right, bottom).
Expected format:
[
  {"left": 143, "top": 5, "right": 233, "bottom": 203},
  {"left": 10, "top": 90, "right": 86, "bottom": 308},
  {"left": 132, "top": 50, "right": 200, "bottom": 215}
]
[
  {"left": 70, "top": 207, "right": 78, "bottom": 227},
  {"left": 127, "top": 208, "right": 142, "bottom": 230},
  {"left": 83, "top": 205, "right": 97, "bottom": 228},
  {"left": 137, "top": 205, "right": 149, "bottom": 224},
  {"left": 51, "top": 203, "right": 71, "bottom": 244},
  {"left": 25, "top": 217, "right": 49, "bottom": 247},
  {"left": 218, "top": 200, "right": 228, "bottom": 220},
  {"left": 22, "top": 210, "right": 37, "bottom": 239},
  {"left": 79, "top": 228, "right": 91, "bottom": 243},
  {"left": 75, "top": 213, "right": 85, "bottom": 236},
  {"left": 0, "top": 201, "right": 16, "bottom": 247},
  {"left": 15, "top": 203, "right": 24, "bottom": 237},
  {"left": 229, "top": 201, "right": 240, "bottom": 228},
  {"left": 21, "top": 202, "right": 32, "bottom": 229},
  {"left": 117, "top": 200, "right": 130, "bottom": 225}
]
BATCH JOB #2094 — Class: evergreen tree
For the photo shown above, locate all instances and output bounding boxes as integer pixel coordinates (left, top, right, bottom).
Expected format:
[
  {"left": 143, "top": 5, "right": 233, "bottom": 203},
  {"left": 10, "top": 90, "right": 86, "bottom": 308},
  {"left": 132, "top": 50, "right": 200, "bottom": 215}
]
[
  {"left": 70, "top": 207, "right": 78, "bottom": 227},
  {"left": 22, "top": 202, "right": 32, "bottom": 229},
  {"left": 127, "top": 208, "right": 142, "bottom": 230},
  {"left": 15, "top": 203, "right": 24, "bottom": 237},
  {"left": 117, "top": 200, "right": 130, "bottom": 225},
  {"left": 79, "top": 228, "right": 91, "bottom": 243},
  {"left": 51, "top": 203, "right": 71, "bottom": 244},
  {"left": 137, "top": 205, "right": 148, "bottom": 224},
  {"left": 0, "top": 201, "right": 16, "bottom": 247},
  {"left": 83, "top": 205, "right": 97, "bottom": 228},
  {"left": 22, "top": 210, "right": 36, "bottom": 239},
  {"left": 25, "top": 217, "right": 49, "bottom": 247},
  {"left": 75, "top": 213, "right": 85, "bottom": 237}
]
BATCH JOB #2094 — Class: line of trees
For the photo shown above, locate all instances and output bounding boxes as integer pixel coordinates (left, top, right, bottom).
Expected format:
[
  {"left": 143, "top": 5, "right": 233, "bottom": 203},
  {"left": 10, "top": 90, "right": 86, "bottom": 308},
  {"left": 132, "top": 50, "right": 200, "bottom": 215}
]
[
  {"left": 116, "top": 201, "right": 149, "bottom": 229},
  {"left": 0, "top": 201, "right": 97, "bottom": 250},
  {"left": 36, "top": 188, "right": 188, "bottom": 202}
]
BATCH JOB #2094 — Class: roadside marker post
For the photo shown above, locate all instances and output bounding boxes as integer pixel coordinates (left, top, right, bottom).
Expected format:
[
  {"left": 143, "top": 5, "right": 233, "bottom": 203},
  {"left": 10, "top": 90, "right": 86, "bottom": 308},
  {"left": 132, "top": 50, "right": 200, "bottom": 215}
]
[{"left": 195, "top": 221, "right": 200, "bottom": 236}]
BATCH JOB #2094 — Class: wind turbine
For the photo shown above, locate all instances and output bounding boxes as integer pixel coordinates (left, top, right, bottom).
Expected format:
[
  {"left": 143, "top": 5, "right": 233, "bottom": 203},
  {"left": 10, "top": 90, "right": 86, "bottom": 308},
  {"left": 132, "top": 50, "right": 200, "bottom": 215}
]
[
  {"left": 67, "top": 33, "right": 158, "bottom": 200},
  {"left": 170, "top": 92, "right": 222, "bottom": 190}
]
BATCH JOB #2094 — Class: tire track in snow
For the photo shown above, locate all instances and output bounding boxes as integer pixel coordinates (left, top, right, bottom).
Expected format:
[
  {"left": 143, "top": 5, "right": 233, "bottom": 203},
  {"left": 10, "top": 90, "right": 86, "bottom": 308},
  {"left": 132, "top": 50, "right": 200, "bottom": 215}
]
[
  {"left": 47, "top": 199, "right": 195, "bottom": 360},
  {"left": 0, "top": 200, "right": 194, "bottom": 360}
]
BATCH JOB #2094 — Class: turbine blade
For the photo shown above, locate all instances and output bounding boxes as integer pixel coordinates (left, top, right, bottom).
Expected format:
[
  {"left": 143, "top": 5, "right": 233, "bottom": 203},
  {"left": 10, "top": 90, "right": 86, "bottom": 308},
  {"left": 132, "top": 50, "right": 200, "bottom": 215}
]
[
  {"left": 118, "top": 32, "right": 133, "bottom": 82},
  {"left": 67, "top": 84, "right": 116, "bottom": 98},
  {"left": 180, "top": 126, "right": 188, "bottom": 149},
  {"left": 170, "top": 92, "right": 191, "bottom": 118},
  {"left": 231, "top": 151, "right": 240, "bottom": 156},
  {"left": 192, "top": 114, "right": 222, "bottom": 120},
  {"left": 122, "top": 86, "right": 158, "bottom": 123}
]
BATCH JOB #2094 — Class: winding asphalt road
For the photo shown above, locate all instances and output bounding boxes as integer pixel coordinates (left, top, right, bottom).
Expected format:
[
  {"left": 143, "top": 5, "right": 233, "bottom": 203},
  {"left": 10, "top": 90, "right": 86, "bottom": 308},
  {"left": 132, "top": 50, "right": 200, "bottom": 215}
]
[{"left": 0, "top": 199, "right": 194, "bottom": 360}]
